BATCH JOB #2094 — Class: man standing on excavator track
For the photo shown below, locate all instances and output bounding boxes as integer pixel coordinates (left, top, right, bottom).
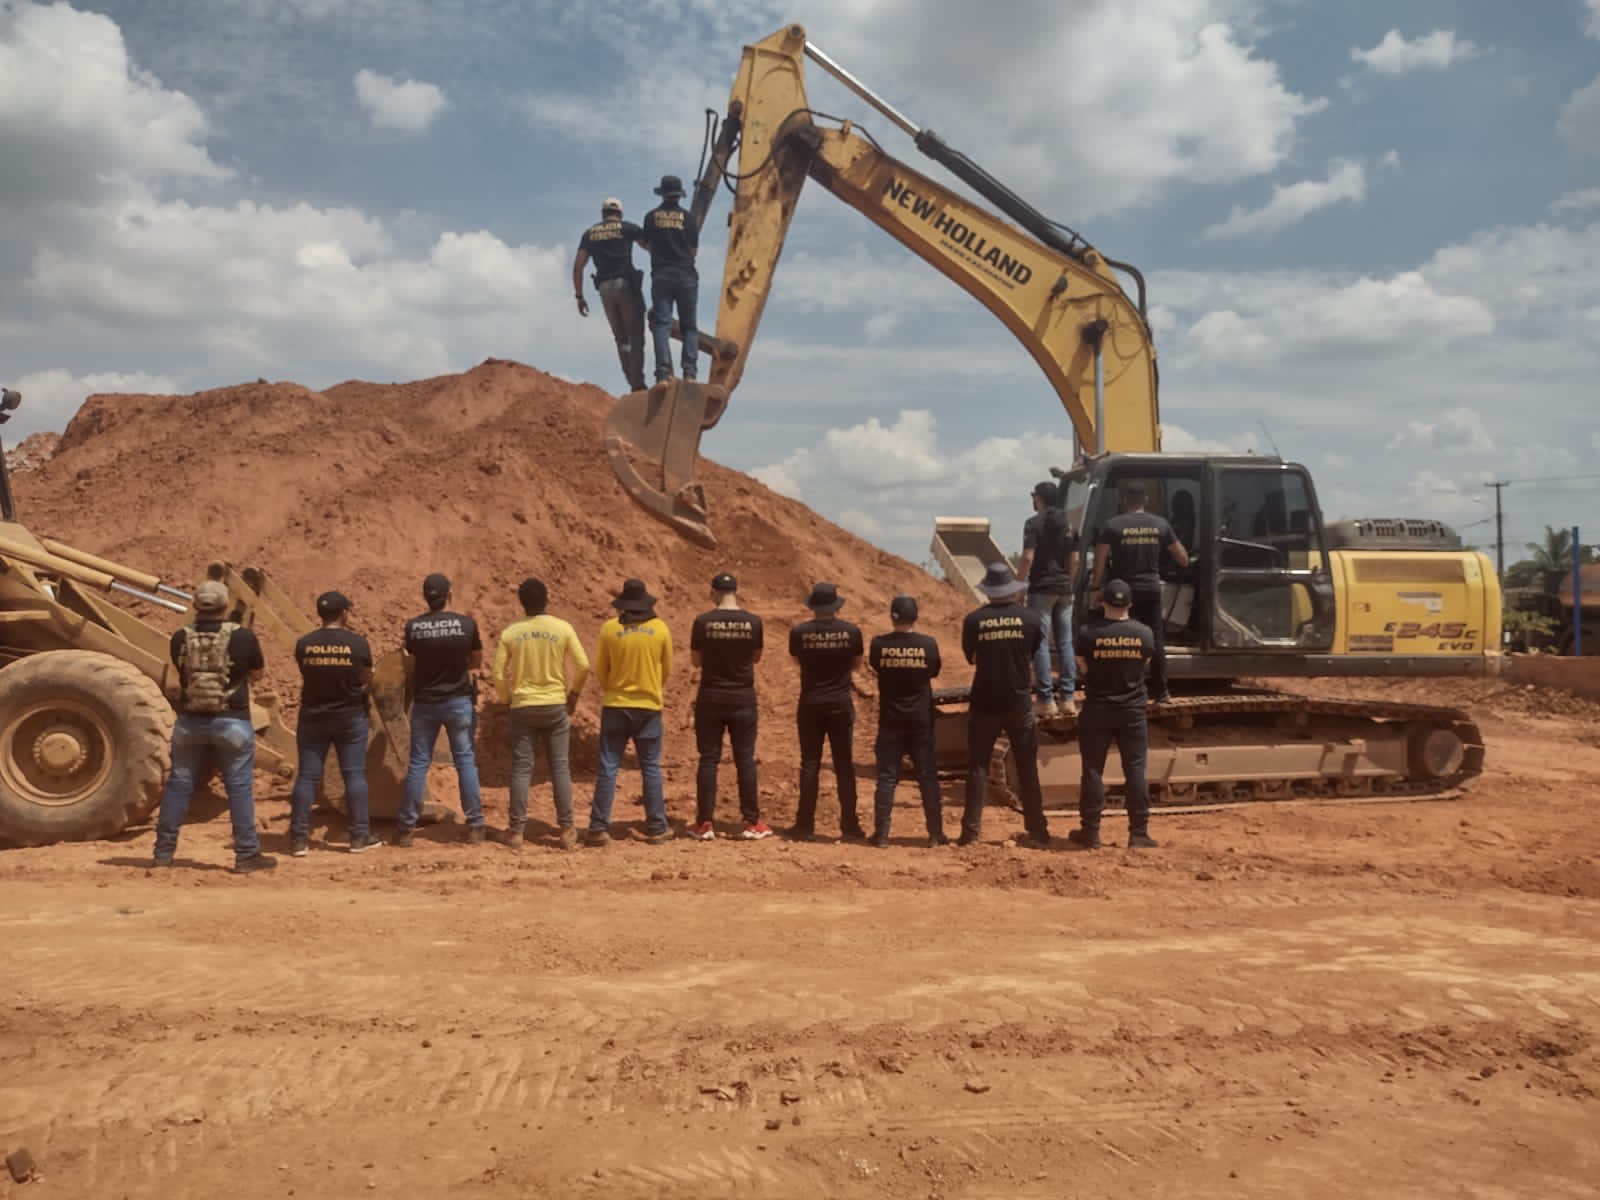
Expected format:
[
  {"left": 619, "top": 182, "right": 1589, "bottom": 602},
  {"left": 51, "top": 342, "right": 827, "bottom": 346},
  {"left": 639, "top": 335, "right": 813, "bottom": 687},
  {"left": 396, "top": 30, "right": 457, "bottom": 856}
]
[
  {"left": 1018, "top": 480, "right": 1078, "bottom": 719},
  {"left": 636, "top": 174, "right": 700, "bottom": 385},
  {"left": 573, "top": 197, "right": 647, "bottom": 393},
  {"left": 1091, "top": 482, "right": 1189, "bottom": 704}
]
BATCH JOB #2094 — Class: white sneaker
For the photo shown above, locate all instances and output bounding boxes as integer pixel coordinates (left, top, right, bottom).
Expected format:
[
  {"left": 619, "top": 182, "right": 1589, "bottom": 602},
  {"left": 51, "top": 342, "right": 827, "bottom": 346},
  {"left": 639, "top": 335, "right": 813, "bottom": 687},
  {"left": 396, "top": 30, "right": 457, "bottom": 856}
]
[{"left": 1038, "top": 698, "right": 1061, "bottom": 719}]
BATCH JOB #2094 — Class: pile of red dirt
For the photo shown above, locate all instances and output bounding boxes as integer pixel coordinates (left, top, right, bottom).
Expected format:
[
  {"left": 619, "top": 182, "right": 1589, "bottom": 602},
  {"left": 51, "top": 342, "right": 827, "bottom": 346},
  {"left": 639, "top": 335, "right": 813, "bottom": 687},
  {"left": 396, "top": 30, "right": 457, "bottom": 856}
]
[{"left": 12, "top": 359, "right": 977, "bottom": 792}]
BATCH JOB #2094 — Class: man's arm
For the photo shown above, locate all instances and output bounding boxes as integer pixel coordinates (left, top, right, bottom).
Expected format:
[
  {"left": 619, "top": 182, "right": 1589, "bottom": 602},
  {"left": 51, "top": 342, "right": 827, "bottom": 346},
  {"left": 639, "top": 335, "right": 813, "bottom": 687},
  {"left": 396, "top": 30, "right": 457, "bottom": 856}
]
[
  {"left": 492, "top": 635, "right": 512, "bottom": 704},
  {"left": 571, "top": 247, "right": 590, "bottom": 316},
  {"left": 1169, "top": 538, "right": 1192, "bottom": 568},
  {"left": 565, "top": 629, "right": 591, "bottom": 713},
  {"left": 1091, "top": 543, "right": 1110, "bottom": 592},
  {"left": 659, "top": 626, "right": 673, "bottom": 683}
]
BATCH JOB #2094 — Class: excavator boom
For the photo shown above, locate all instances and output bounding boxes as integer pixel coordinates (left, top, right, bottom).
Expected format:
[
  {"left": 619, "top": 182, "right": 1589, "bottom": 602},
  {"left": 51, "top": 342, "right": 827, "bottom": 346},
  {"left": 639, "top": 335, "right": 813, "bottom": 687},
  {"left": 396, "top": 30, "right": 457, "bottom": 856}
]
[{"left": 603, "top": 22, "right": 1159, "bottom": 545}]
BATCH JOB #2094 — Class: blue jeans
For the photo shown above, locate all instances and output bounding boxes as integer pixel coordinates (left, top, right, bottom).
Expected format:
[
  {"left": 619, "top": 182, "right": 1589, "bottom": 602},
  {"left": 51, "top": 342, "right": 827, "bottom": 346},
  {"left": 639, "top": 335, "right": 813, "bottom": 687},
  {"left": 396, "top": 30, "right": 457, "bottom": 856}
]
[
  {"left": 154, "top": 713, "right": 258, "bottom": 862},
  {"left": 588, "top": 707, "right": 666, "bottom": 835},
  {"left": 649, "top": 267, "right": 699, "bottom": 380},
  {"left": 1028, "top": 592, "right": 1075, "bottom": 699},
  {"left": 399, "top": 695, "right": 482, "bottom": 829},
  {"left": 290, "top": 711, "right": 371, "bottom": 843}
]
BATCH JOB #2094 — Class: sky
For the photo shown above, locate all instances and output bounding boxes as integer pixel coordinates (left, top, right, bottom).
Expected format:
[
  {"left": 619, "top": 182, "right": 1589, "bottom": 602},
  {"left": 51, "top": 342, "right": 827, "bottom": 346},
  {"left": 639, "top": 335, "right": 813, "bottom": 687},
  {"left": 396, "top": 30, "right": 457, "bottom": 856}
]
[{"left": 1, "top": 0, "right": 1597, "bottom": 569}]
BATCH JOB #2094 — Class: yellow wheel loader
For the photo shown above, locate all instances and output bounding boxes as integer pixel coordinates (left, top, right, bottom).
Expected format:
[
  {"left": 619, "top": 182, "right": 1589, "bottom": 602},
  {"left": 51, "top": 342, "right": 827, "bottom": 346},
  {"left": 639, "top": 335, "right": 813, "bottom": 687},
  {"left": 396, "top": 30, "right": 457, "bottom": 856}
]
[
  {"left": 604, "top": 24, "right": 1498, "bottom": 809},
  {"left": 0, "top": 387, "right": 418, "bottom": 846}
]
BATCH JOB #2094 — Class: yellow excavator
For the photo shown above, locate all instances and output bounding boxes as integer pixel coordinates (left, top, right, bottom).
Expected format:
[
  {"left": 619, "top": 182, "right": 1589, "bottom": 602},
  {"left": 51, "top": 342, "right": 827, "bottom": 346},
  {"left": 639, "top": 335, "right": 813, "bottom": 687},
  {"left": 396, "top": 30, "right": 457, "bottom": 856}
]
[{"left": 606, "top": 23, "right": 1499, "bottom": 807}]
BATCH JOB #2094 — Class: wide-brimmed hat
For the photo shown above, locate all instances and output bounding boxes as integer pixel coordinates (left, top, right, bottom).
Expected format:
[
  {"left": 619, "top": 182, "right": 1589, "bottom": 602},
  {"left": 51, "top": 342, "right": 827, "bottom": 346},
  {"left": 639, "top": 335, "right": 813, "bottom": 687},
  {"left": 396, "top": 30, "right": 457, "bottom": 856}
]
[
  {"left": 653, "top": 174, "right": 685, "bottom": 197},
  {"left": 611, "top": 577, "right": 657, "bottom": 614},
  {"left": 805, "top": 581, "right": 845, "bottom": 614},
  {"left": 976, "top": 562, "right": 1026, "bottom": 599}
]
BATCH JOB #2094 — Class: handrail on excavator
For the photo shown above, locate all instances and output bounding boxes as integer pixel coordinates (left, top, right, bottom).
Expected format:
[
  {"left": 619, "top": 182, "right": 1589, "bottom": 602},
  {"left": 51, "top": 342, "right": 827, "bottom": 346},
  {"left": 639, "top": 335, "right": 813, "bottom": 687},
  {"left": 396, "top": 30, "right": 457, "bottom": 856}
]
[{"left": 603, "top": 22, "right": 1160, "bottom": 548}]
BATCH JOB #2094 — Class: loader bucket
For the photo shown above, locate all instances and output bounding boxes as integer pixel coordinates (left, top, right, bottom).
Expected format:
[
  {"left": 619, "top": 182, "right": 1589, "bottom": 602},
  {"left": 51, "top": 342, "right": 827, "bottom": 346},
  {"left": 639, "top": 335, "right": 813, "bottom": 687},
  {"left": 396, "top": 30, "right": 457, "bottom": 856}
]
[
  {"left": 323, "top": 648, "right": 452, "bottom": 825},
  {"left": 604, "top": 379, "right": 727, "bottom": 549}
]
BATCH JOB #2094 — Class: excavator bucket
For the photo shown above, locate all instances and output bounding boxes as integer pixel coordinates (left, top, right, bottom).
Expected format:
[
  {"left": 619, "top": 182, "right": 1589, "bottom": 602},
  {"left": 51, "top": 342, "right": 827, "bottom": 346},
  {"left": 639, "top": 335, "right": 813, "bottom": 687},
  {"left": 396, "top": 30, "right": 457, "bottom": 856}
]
[{"left": 604, "top": 379, "right": 727, "bottom": 550}]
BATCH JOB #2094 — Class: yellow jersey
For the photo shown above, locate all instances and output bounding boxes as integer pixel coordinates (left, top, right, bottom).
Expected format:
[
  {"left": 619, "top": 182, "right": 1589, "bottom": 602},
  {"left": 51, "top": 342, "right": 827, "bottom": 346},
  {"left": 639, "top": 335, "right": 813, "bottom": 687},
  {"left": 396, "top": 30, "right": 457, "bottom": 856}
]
[
  {"left": 492, "top": 614, "right": 590, "bottom": 707},
  {"left": 595, "top": 616, "right": 672, "bottom": 709}
]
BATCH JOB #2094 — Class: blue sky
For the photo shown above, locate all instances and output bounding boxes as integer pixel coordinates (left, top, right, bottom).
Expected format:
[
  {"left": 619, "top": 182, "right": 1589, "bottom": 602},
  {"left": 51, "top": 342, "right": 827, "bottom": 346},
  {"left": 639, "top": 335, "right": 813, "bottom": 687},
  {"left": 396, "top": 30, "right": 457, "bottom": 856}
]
[{"left": 1, "top": 0, "right": 1597, "bottom": 566}]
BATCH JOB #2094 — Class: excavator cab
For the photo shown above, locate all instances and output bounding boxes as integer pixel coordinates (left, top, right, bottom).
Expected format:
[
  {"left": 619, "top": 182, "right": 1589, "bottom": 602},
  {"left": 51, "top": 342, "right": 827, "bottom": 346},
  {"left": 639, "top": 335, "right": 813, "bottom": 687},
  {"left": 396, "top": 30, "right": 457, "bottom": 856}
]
[{"left": 1068, "top": 453, "right": 1337, "bottom": 672}]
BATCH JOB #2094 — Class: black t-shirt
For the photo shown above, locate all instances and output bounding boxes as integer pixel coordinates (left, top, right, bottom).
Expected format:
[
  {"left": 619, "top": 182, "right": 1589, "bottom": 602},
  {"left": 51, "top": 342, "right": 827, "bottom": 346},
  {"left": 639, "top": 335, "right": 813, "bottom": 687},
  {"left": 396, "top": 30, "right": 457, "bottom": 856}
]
[
  {"left": 641, "top": 202, "right": 698, "bottom": 274},
  {"left": 578, "top": 218, "right": 643, "bottom": 283},
  {"left": 789, "top": 617, "right": 863, "bottom": 707},
  {"left": 691, "top": 607, "right": 763, "bottom": 706},
  {"left": 295, "top": 626, "right": 374, "bottom": 721},
  {"left": 1076, "top": 617, "right": 1155, "bottom": 709},
  {"left": 1024, "top": 507, "right": 1076, "bottom": 593},
  {"left": 404, "top": 610, "right": 481, "bottom": 704},
  {"left": 1098, "top": 511, "right": 1178, "bottom": 591},
  {"left": 869, "top": 631, "right": 942, "bottom": 727},
  {"left": 961, "top": 603, "right": 1043, "bottom": 715},
  {"left": 170, "top": 621, "right": 264, "bottom": 716}
]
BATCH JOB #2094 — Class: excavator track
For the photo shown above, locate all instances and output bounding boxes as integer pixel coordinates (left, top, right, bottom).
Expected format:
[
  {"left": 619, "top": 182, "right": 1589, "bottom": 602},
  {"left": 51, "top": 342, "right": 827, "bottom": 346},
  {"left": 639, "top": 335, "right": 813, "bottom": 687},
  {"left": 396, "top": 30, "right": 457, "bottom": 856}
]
[{"left": 931, "top": 687, "right": 1484, "bottom": 812}]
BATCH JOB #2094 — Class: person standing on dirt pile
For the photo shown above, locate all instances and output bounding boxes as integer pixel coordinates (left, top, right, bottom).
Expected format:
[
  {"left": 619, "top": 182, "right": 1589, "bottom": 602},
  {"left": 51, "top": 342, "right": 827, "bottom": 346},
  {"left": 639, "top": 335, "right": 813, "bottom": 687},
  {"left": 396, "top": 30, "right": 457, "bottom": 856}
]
[
  {"left": 786, "top": 582, "right": 867, "bottom": 842},
  {"left": 689, "top": 572, "right": 770, "bottom": 841},
  {"left": 151, "top": 579, "right": 276, "bottom": 874},
  {"left": 492, "top": 577, "right": 590, "bottom": 851},
  {"left": 960, "top": 563, "right": 1049, "bottom": 848},
  {"left": 288, "top": 591, "right": 380, "bottom": 857},
  {"left": 868, "top": 594, "right": 946, "bottom": 849},
  {"left": 1091, "top": 481, "right": 1189, "bottom": 705},
  {"left": 1017, "top": 479, "right": 1079, "bottom": 720},
  {"left": 1069, "top": 579, "right": 1158, "bottom": 850},
  {"left": 395, "top": 573, "right": 485, "bottom": 847},
  {"left": 573, "top": 197, "right": 648, "bottom": 393},
  {"left": 635, "top": 174, "right": 700, "bottom": 385},
  {"left": 588, "top": 578, "right": 674, "bottom": 846}
]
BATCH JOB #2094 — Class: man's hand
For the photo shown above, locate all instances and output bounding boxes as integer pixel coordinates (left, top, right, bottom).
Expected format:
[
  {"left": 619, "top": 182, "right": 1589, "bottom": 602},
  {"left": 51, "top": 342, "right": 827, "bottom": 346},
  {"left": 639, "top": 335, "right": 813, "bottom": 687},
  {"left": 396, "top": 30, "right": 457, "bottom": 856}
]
[
  {"left": 565, "top": 690, "right": 580, "bottom": 715},
  {"left": 575, "top": 294, "right": 588, "bottom": 317}
]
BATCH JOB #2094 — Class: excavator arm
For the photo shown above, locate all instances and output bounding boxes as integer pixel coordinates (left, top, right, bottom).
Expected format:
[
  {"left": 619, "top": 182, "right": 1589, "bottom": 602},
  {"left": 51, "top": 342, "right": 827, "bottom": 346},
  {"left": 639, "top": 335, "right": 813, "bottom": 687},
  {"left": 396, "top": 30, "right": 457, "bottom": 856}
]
[{"left": 604, "top": 22, "right": 1159, "bottom": 547}]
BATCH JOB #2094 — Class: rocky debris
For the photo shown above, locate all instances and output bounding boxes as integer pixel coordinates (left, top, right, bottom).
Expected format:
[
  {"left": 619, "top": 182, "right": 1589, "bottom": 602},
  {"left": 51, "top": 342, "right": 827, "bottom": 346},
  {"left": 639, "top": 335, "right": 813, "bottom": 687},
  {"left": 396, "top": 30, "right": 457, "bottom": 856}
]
[
  {"left": 6, "top": 1148, "right": 36, "bottom": 1183},
  {"left": 3, "top": 431, "right": 59, "bottom": 475}
]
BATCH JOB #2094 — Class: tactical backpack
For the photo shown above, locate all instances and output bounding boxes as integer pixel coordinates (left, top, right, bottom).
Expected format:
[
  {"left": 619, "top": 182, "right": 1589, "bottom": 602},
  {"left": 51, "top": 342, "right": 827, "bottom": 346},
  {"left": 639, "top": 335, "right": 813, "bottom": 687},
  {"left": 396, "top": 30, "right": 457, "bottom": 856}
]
[{"left": 181, "top": 622, "right": 240, "bottom": 714}]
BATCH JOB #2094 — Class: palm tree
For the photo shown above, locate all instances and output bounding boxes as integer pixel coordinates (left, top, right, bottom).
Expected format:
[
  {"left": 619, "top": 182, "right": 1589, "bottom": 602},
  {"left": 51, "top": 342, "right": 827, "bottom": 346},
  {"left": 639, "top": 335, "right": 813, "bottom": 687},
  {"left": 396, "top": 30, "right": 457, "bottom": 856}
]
[{"left": 1524, "top": 526, "right": 1577, "bottom": 573}]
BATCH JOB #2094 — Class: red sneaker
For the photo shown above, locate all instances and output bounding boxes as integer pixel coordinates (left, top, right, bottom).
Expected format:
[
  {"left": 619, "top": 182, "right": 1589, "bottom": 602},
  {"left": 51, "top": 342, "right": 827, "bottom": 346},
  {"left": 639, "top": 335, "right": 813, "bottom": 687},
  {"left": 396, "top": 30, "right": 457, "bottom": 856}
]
[
  {"left": 689, "top": 821, "right": 716, "bottom": 841},
  {"left": 740, "top": 821, "right": 774, "bottom": 841}
]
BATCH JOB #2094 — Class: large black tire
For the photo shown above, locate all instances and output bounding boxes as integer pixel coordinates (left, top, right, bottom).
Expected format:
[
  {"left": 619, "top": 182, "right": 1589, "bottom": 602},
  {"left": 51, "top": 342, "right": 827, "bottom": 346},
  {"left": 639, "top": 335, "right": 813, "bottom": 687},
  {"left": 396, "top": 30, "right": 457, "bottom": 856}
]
[{"left": 0, "top": 650, "right": 174, "bottom": 847}]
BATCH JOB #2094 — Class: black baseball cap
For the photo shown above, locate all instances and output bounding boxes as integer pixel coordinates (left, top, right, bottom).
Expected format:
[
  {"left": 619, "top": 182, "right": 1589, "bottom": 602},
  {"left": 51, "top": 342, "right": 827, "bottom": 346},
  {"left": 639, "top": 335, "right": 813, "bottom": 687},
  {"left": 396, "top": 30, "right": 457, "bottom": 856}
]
[
  {"left": 890, "top": 594, "right": 918, "bottom": 622},
  {"left": 422, "top": 572, "right": 451, "bottom": 602},
  {"left": 711, "top": 572, "right": 737, "bottom": 592},
  {"left": 1103, "top": 579, "right": 1133, "bottom": 606},
  {"left": 316, "top": 590, "right": 353, "bottom": 619}
]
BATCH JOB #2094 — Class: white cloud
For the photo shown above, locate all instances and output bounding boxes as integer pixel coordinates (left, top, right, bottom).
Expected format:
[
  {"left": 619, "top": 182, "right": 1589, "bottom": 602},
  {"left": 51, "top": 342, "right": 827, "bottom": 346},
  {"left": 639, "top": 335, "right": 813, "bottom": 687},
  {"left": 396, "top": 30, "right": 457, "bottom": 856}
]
[
  {"left": 1350, "top": 29, "right": 1481, "bottom": 75},
  {"left": 1380, "top": 149, "right": 1401, "bottom": 169},
  {"left": 0, "top": 2, "right": 229, "bottom": 214},
  {"left": 353, "top": 68, "right": 448, "bottom": 131},
  {"left": 1385, "top": 407, "right": 1493, "bottom": 455},
  {"left": 1553, "top": 187, "right": 1600, "bottom": 212},
  {"left": 1204, "top": 160, "right": 1366, "bottom": 239},
  {"left": 1559, "top": 77, "right": 1600, "bottom": 156}
]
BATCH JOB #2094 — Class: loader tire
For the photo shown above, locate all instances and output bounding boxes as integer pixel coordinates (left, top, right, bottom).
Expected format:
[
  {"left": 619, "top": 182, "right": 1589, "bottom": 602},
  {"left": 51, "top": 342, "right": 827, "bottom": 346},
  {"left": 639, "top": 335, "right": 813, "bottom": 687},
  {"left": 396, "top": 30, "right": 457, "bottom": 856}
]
[{"left": 0, "top": 650, "right": 174, "bottom": 847}]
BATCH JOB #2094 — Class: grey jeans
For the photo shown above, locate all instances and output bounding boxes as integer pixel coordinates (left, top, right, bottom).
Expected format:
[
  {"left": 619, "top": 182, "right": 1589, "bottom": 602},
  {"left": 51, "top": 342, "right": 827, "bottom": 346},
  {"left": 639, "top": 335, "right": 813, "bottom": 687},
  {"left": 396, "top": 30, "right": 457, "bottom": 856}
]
[
  {"left": 598, "top": 276, "right": 647, "bottom": 392},
  {"left": 508, "top": 704, "right": 573, "bottom": 829}
]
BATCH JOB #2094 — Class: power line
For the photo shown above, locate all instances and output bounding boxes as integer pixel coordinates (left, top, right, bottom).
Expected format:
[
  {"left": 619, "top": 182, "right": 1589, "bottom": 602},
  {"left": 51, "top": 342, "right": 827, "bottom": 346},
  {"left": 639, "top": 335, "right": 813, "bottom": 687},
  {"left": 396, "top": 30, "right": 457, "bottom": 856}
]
[{"left": 1496, "top": 472, "right": 1600, "bottom": 485}]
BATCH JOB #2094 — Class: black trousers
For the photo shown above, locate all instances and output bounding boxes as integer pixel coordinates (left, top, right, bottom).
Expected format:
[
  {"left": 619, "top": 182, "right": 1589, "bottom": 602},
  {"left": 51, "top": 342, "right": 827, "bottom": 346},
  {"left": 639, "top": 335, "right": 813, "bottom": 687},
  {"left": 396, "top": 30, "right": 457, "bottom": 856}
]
[
  {"left": 962, "top": 708, "right": 1046, "bottom": 841},
  {"left": 694, "top": 701, "right": 759, "bottom": 824},
  {"left": 1078, "top": 704, "right": 1151, "bottom": 836},
  {"left": 1130, "top": 588, "right": 1168, "bottom": 698},
  {"left": 872, "top": 723, "right": 942, "bottom": 838},
  {"left": 796, "top": 701, "right": 859, "bottom": 832}
]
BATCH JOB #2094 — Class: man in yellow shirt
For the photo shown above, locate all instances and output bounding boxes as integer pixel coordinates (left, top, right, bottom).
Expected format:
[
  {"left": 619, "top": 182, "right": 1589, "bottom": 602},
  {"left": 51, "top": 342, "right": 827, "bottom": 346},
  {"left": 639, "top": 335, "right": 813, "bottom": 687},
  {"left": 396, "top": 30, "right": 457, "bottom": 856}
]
[
  {"left": 588, "top": 577, "right": 674, "bottom": 845},
  {"left": 492, "top": 578, "right": 589, "bottom": 849}
]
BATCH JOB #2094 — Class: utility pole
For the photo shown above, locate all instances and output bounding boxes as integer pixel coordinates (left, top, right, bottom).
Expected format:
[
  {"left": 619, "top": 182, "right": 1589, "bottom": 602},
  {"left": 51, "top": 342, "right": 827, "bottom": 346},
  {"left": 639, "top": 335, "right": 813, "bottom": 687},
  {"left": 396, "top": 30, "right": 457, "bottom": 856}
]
[{"left": 1485, "top": 481, "right": 1508, "bottom": 581}]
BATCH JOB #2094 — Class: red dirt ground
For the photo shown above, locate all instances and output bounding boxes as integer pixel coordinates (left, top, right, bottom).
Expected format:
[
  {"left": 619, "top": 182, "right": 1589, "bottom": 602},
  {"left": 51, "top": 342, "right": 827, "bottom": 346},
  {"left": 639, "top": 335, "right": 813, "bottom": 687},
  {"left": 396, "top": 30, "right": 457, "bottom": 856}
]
[{"left": 1, "top": 366, "right": 1596, "bottom": 1198}]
